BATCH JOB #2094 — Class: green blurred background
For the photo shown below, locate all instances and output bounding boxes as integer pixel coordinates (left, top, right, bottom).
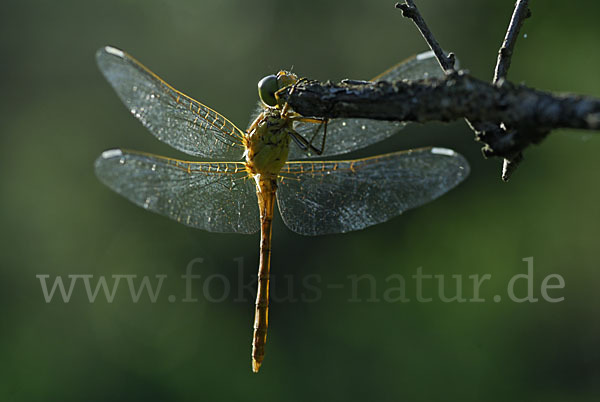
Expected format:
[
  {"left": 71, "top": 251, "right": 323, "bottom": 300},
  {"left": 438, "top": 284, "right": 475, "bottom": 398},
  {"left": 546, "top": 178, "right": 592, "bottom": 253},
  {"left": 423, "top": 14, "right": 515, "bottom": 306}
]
[{"left": 1, "top": 0, "right": 599, "bottom": 400}]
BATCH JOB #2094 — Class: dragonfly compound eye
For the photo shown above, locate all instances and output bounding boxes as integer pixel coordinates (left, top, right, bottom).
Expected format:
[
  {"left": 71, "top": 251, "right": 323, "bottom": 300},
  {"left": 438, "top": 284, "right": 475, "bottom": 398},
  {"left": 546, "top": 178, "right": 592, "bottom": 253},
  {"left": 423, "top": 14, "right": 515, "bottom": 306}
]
[
  {"left": 276, "top": 70, "right": 298, "bottom": 89},
  {"left": 258, "top": 74, "right": 278, "bottom": 107}
]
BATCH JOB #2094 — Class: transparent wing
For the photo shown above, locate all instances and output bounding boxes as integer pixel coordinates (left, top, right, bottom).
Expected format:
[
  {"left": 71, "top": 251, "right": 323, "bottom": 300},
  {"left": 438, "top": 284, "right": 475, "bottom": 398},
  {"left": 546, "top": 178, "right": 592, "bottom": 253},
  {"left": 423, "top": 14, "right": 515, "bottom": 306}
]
[
  {"left": 96, "top": 46, "right": 246, "bottom": 160},
  {"left": 289, "top": 118, "right": 407, "bottom": 160},
  {"left": 288, "top": 51, "right": 445, "bottom": 160},
  {"left": 94, "top": 149, "right": 259, "bottom": 234},
  {"left": 277, "top": 147, "right": 469, "bottom": 236},
  {"left": 371, "top": 50, "right": 446, "bottom": 82}
]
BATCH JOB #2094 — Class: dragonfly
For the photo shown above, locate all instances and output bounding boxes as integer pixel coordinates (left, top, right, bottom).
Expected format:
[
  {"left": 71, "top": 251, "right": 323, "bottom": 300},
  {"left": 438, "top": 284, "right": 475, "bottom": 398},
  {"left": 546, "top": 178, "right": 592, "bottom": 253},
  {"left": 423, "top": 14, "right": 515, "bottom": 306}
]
[{"left": 94, "top": 46, "right": 469, "bottom": 373}]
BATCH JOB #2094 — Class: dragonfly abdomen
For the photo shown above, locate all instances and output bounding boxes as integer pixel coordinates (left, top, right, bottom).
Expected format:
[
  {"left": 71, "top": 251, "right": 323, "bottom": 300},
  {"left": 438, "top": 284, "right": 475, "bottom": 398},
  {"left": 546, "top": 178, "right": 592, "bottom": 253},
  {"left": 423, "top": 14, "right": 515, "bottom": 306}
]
[{"left": 252, "top": 177, "right": 277, "bottom": 372}]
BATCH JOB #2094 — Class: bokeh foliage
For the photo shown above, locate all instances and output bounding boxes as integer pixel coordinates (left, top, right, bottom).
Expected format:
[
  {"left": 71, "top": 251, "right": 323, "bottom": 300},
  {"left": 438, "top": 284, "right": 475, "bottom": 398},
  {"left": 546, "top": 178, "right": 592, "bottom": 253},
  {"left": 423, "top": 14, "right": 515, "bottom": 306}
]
[{"left": 1, "top": 0, "right": 599, "bottom": 400}]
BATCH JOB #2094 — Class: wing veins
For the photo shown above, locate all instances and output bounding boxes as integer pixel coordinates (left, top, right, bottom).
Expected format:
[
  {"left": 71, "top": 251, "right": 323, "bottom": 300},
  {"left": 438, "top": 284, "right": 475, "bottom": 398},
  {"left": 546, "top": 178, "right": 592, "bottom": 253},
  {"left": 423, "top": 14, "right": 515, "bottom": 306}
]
[{"left": 121, "top": 50, "right": 246, "bottom": 144}]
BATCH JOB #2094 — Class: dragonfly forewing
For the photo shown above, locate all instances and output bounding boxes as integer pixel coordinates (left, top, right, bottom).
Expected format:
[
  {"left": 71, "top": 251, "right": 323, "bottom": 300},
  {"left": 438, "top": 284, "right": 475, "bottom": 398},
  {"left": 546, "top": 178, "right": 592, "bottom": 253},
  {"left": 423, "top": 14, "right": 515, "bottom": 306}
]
[
  {"left": 276, "top": 147, "right": 469, "bottom": 236},
  {"left": 95, "top": 149, "right": 259, "bottom": 233},
  {"left": 96, "top": 46, "right": 246, "bottom": 160}
]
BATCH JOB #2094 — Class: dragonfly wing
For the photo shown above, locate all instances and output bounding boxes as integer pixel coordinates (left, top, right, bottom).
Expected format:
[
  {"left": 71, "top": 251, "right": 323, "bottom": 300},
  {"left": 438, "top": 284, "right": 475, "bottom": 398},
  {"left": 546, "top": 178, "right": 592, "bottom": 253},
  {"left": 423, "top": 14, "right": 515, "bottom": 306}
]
[
  {"left": 288, "top": 51, "right": 446, "bottom": 160},
  {"left": 371, "top": 50, "right": 447, "bottom": 82},
  {"left": 95, "top": 149, "right": 259, "bottom": 234},
  {"left": 277, "top": 147, "right": 469, "bottom": 236},
  {"left": 96, "top": 46, "right": 246, "bottom": 160}
]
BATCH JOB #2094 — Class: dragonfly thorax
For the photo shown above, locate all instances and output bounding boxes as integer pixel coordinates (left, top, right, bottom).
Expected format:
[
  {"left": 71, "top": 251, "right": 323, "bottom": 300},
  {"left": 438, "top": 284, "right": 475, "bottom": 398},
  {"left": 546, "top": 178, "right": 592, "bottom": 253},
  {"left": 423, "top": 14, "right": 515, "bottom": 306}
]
[{"left": 244, "top": 109, "right": 291, "bottom": 178}]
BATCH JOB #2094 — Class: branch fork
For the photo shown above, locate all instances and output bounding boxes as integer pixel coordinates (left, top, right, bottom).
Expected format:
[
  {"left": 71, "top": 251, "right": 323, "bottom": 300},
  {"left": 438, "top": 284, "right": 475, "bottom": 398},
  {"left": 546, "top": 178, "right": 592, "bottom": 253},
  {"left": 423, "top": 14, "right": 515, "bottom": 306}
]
[{"left": 284, "top": 0, "right": 595, "bottom": 181}]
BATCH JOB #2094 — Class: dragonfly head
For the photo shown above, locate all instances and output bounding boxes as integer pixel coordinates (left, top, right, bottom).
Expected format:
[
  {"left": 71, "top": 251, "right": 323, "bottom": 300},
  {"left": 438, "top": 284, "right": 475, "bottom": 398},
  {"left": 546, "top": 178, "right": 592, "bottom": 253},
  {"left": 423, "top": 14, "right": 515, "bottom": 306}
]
[{"left": 258, "top": 70, "right": 298, "bottom": 108}]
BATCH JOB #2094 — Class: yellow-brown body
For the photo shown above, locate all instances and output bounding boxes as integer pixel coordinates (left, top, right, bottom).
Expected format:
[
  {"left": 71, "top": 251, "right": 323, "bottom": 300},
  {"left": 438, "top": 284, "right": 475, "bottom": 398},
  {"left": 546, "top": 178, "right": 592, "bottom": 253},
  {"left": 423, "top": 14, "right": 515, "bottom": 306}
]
[{"left": 244, "top": 107, "right": 293, "bottom": 372}]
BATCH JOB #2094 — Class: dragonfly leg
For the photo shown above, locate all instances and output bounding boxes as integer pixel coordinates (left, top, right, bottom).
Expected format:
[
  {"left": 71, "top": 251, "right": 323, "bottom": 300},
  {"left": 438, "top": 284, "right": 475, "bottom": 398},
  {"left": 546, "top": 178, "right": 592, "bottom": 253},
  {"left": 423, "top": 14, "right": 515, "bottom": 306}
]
[
  {"left": 278, "top": 77, "right": 330, "bottom": 156},
  {"left": 288, "top": 116, "right": 329, "bottom": 156},
  {"left": 277, "top": 77, "right": 307, "bottom": 116},
  {"left": 246, "top": 111, "right": 265, "bottom": 135}
]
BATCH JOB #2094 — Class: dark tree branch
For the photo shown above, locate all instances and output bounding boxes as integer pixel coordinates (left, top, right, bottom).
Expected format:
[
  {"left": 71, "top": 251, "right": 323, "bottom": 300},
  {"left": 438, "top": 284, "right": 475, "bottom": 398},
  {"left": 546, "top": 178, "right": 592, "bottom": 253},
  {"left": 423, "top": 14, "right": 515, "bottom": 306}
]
[
  {"left": 281, "top": 75, "right": 600, "bottom": 146},
  {"left": 282, "top": 71, "right": 599, "bottom": 172},
  {"left": 287, "top": 1, "right": 570, "bottom": 181}
]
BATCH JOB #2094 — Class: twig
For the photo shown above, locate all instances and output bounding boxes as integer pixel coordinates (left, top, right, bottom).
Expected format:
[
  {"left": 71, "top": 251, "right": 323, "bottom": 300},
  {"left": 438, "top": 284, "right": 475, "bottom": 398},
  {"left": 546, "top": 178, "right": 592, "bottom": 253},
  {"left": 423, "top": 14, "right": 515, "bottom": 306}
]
[
  {"left": 501, "top": 152, "right": 523, "bottom": 182},
  {"left": 395, "top": 1, "right": 456, "bottom": 72},
  {"left": 494, "top": 0, "right": 531, "bottom": 83},
  {"left": 491, "top": 0, "right": 531, "bottom": 179}
]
